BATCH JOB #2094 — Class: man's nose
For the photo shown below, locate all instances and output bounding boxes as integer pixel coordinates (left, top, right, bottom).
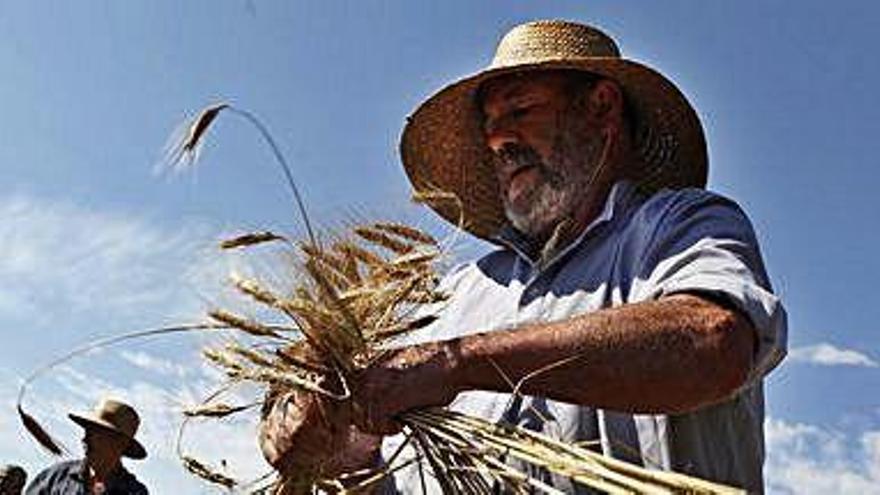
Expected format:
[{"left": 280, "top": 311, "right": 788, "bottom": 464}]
[{"left": 484, "top": 120, "right": 520, "bottom": 154}]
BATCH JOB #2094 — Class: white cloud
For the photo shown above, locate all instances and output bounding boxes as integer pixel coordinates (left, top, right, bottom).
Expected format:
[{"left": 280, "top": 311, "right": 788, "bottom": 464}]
[
  {"left": 0, "top": 194, "right": 230, "bottom": 326},
  {"left": 788, "top": 343, "right": 878, "bottom": 367},
  {"left": 120, "top": 350, "right": 191, "bottom": 378},
  {"left": 765, "top": 417, "right": 880, "bottom": 494}
]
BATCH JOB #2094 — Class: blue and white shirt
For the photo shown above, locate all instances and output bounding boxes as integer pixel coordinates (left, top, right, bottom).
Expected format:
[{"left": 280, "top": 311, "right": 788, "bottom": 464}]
[{"left": 384, "top": 180, "right": 787, "bottom": 493}]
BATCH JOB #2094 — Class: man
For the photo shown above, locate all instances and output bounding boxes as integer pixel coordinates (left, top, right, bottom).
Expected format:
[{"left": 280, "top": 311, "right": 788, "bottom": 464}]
[
  {"left": 0, "top": 465, "right": 27, "bottom": 495},
  {"left": 26, "top": 398, "right": 148, "bottom": 495},
  {"left": 260, "top": 20, "right": 787, "bottom": 493}
]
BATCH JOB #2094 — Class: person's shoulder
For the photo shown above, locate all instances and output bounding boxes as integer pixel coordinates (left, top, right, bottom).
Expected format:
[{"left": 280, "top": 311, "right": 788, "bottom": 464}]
[
  {"left": 638, "top": 187, "right": 743, "bottom": 217},
  {"left": 628, "top": 186, "right": 752, "bottom": 231},
  {"left": 25, "top": 460, "right": 82, "bottom": 493},
  {"left": 119, "top": 468, "right": 149, "bottom": 495},
  {"left": 34, "top": 459, "right": 81, "bottom": 477},
  {"left": 129, "top": 478, "right": 149, "bottom": 495}
]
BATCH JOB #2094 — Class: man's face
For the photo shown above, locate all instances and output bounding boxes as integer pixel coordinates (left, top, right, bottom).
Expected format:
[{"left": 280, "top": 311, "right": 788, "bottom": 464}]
[
  {"left": 481, "top": 71, "right": 606, "bottom": 239},
  {"left": 82, "top": 427, "right": 127, "bottom": 466}
]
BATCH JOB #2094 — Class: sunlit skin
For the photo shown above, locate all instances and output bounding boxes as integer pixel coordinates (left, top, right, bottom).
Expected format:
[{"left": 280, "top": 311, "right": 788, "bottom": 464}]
[
  {"left": 483, "top": 72, "right": 601, "bottom": 241},
  {"left": 480, "top": 71, "right": 634, "bottom": 245},
  {"left": 81, "top": 427, "right": 129, "bottom": 493},
  {"left": 258, "top": 71, "right": 758, "bottom": 478}
]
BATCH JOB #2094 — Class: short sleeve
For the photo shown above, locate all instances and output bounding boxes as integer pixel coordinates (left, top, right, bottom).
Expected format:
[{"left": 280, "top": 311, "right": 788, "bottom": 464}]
[
  {"left": 628, "top": 189, "right": 788, "bottom": 383},
  {"left": 23, "top": 470, "right": 48, "bottom": 495},
  {"left": 23, "top": 464, "right": 58, "bottom": 495}
]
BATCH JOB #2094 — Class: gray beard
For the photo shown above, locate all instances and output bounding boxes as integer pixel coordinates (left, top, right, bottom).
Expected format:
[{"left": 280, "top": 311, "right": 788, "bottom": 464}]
[
  {"left": 502, "top": 153, "right": 601, "bottom": 240},
  {"left": 505, "top": 177, "right": 577, "bottom": 238}
]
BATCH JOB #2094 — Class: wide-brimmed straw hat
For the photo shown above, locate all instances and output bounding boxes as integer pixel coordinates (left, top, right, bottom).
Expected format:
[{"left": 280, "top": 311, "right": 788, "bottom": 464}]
[
  {"left": 400, "top": 20, "right": 707, "bottom": 242},
  {"left": 69, "top": 398, "right": 147, "bottom": 460}
]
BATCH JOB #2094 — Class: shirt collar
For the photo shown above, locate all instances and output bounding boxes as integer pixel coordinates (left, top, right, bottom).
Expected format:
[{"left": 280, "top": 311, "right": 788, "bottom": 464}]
[{"left": 494, "top": 180, "right": 637, "bottom": 267}]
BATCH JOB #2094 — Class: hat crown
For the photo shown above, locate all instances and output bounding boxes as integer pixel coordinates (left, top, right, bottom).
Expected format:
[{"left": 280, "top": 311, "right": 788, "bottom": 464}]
[
  {"left": 491, "top": 20, "right": 621, "bottom": 69},
  {"left": 93, "top": 399, "right": 140, "bottom": 438}
]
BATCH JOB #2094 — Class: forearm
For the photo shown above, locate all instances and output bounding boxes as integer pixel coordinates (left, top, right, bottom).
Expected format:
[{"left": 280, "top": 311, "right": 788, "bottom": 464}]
[{"left": 447, "top": 294, "right": 755, "bottom": 414}]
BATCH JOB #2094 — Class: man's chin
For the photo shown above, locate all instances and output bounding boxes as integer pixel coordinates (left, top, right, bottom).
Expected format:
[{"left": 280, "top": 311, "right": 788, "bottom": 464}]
[{"left": 507, "top": 211, "right": 548, "bottom": 237}]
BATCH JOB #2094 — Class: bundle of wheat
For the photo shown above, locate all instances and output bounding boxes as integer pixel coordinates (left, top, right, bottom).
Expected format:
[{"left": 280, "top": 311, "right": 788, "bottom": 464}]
[{"left": 198, "top": 220, "right": 447, "bottom": 392}]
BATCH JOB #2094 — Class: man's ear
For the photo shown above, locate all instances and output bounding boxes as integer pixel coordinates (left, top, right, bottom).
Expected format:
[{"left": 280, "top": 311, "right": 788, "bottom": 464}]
[{"left": 587, "top": 79, "right": 624, "bottom": 124}]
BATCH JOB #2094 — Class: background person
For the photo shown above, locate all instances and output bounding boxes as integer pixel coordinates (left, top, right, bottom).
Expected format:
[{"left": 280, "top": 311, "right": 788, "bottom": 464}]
[{"left": 25, "top": 398, "right": 148, "bottom": 495}]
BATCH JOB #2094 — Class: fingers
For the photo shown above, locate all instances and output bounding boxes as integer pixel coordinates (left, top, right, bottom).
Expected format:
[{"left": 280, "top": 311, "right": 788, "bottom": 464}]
[
  {"left": 259, "top": 392, "right": 299, "bottom": 468},
  {"left": 259, "top": 388, "right": 385, "bottom": 482},
  {"left": 261, "top": 340, "right": 460, "bottom": 460},
  {"left": 258, "top": 391, "right": 342, "bottom": 471}
]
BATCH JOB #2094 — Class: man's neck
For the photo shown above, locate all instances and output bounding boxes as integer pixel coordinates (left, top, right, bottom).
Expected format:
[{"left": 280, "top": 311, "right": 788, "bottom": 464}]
[
  {"left": 533, "top": 179, "right": 616, "bottom": 263},
  {"left": 86, "top": 458, "right": 122, "bottom": 482}
]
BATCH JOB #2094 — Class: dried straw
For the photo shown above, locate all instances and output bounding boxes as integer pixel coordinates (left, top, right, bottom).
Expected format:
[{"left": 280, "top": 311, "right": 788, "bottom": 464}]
[
  {"left": 17, "top": 406, "right": 67, "bottom": 456},
  {"left": 182, "top": 402, "right": 255, "bottom": 419},
  {"left": 181, "top": 456, "right": 237, "bottom": 489},
  {"left": 221, "top": 231, "right": 288, "bottom": 250}
]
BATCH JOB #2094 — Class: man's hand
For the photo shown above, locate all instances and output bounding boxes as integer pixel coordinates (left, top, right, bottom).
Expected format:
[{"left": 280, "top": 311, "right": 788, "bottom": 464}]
[
  {"left": 259, "top": 388, "right": 380, "bottom": 479},
  {"left": 353, "top": 341, "right": 460, "bottom": 435}
]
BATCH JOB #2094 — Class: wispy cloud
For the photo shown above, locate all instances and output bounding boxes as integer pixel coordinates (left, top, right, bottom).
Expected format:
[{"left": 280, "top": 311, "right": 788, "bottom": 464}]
[
  {"left": 0, "top": 194, "right": 230, "bottom": 327},
  {"left": 120, "top": 351, "right": 191, "bottom": 378},
  {"left": 788, "top": 343, "right": 878, "bottom": 368},
  {"left": 765, "top": 417, "right": 880, "bottom": 494},
  {"left": 0, "top": 194, "right": 299, "bottom": 334}
]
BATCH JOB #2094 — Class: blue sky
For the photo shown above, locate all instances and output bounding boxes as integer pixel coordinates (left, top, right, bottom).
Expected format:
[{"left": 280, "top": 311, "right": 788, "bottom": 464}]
[{"left": 1, "top": 1, "right": 878, "bottom": 493}]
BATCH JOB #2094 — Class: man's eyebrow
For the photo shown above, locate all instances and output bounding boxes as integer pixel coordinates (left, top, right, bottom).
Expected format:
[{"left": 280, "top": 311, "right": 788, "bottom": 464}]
[{"left": 485, "top": 80, "right": 538, "bottom": 106}]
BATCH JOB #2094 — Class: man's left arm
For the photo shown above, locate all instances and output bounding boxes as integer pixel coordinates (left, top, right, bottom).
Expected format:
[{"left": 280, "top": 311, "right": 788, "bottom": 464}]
[
  {"left": 353, "top": 190, "right": 786, "bottom": 434},
  {"left": 354, "top": 292, "right": 755, "bottom": 434}
]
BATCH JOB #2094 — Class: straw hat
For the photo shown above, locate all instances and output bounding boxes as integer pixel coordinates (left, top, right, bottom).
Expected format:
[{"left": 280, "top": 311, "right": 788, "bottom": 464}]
[
  {"left": 400, "top": 20, "right": 707, "bottom": 241},
  {"left": 69, "top": 398, "right": 147, "bottom": 460}
]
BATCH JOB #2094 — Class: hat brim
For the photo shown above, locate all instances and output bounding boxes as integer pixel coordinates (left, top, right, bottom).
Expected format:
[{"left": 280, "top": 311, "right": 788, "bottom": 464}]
[
  {"left": 400, "top": 57, "right": 707, "bottom": 242},
  {"left": 69, "top": 413, "right": 147, "bottom": 460}
]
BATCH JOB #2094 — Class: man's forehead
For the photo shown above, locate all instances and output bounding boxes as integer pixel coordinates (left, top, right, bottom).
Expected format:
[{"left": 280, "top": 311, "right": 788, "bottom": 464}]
[{"left": 479, "top": 71, "right": 571, "bottom": 105}]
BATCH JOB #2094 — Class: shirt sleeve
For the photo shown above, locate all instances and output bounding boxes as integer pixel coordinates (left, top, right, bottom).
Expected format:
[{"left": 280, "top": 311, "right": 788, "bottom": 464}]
[
  {"left": 628, "top": 189, "right": 788, "bottom": 384},
  {"left": 23, "top": 466, "right": 53, "bottom": 495}
]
